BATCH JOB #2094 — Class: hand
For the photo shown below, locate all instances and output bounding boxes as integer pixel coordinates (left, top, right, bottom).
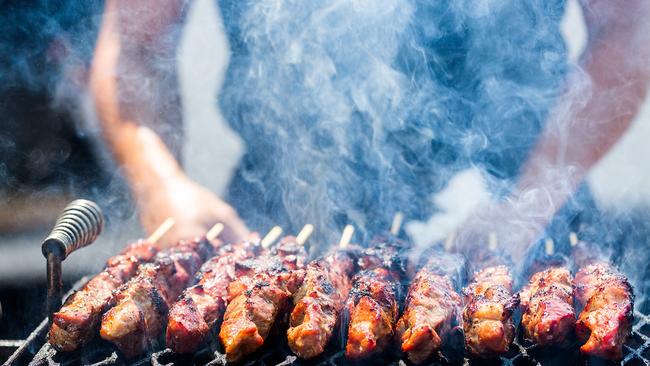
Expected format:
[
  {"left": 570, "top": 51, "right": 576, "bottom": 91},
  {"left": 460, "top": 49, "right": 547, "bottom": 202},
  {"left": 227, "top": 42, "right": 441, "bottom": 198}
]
[{"left": 137, "top": 172, "right": 249, "bottom": 246}]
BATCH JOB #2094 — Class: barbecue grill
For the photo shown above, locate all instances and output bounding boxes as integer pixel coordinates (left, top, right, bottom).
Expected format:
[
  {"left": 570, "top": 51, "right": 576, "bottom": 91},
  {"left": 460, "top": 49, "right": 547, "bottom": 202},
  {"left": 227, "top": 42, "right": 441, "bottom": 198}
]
[
  {"left": 1, "top": 201, "right": 648, "bottom": 366},
  {"left": 3, "top": 279, "right": 650, "bottom": 366}
]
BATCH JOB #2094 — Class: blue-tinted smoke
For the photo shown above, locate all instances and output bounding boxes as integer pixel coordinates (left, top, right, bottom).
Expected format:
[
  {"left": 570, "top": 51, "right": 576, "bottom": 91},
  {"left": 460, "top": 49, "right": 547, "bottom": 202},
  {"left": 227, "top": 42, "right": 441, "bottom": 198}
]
[{"left": 218, "top": 0, "right": 568, "bottom": 248}]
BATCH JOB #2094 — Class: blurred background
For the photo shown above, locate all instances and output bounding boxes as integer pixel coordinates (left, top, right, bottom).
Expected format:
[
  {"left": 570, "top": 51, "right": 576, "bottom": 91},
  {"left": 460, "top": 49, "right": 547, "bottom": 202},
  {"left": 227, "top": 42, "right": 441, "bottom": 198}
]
[{"left": 0, "top": 0, "right": 649, "bottom": 354}]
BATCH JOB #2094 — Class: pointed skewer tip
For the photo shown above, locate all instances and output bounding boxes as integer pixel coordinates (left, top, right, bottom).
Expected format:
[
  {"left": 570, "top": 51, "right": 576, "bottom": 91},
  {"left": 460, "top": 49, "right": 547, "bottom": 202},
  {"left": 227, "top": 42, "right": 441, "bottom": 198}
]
[{"left": 569, "top": 232, "right": 578, "bottom": 247}]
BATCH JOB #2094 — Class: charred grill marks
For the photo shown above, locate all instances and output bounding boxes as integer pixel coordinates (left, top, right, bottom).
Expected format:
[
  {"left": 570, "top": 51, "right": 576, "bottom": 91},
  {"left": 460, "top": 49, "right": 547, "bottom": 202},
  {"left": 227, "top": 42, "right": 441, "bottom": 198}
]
[
  {"left": 166, "top": 240, "right": 262, "bottom": 354},
  {"left": 574, "top": 262, "right": 634, "bottom": 360},
  {"left": 345, "top": 267, "right": 400, "bottom": 359},
  {"left": 396, "top": 264, "right": 462, "bottom": 364},
  {"left": 520, "top": 267, "right": 575, "bottom": 346},
  {"left": 462, "top": 265, "right": 519, "bottom": 358},
  {"left": 99, "top": 238, "right": 217, "bottom": 358},
  {"left": 48, "top": 240, "right": 158, "bottom": 352},
  {"left": 287, "top": 249, "right": 357, "bottom": 359},
  {"left": 218, "top": 237, "right": 307, "bottom": 362}
]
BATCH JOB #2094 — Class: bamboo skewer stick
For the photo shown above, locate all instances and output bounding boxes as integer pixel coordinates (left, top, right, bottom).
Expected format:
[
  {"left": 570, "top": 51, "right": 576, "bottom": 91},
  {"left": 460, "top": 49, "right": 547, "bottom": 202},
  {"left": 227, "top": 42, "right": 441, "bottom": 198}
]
[
  {"left": 544, "top": 238, "right": 555, "bottom": 256},
  {"left": 390, "top": 212, "right": 403, "bottom": 236},
  {"left": 444, "top": 231, "right": 456, "bottom": 252},
  {"left": 261, "top": 226, "right": 283, "bottom": 249},
  {"left": 295, "top": 224, "right": 314, "bottom": 246},
  {"left": 147, "top": 218, "right": 176, "bottom": 244},
  {"left": 206, "top": 223, "right": 225, "bottom": 241},
  {"left": 569, "top": 232, "right": 579, "bottom": 247},
  {"left": 339, "top": 225, "right": 355, "bottom": 249},
  {"left": 488, "top": 232, "right": 498, "bottom": 252}
]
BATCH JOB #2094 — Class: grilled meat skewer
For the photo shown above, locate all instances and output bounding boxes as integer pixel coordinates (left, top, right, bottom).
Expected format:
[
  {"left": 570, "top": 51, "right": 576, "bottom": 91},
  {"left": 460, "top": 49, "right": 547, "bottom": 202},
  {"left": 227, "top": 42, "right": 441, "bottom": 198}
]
[
  {"left": 396, "top": 252, "right": 463, "bottom": 364},
  {"left": 48, "top": 240, "right": 158, "bottom": 351},
  {"left": 520, "top": 267, "right": 575, "bottom": 346},
  {"left": 166, "top": 240, "right": 263, "bottom": 353},
  {"left": 345, "top": 267, "right": 400, "bottom": 359},
  {"left": 462, "top": 265, "right": 519, "bottom": 358},
  {"left": 287, "top": 246, "right": 358, "bottom": 359},
  {"left": 345, "top": 237, "right": 407, "bottom": 359},
  {"left": 219, "top": 235, "right": 308, "bottom": 362},
  {"left": 574, "top": 261, "right": 633, "bottom": 360},
  {"left": 100, "top": 237, "right": 219, "bottom": 358}
]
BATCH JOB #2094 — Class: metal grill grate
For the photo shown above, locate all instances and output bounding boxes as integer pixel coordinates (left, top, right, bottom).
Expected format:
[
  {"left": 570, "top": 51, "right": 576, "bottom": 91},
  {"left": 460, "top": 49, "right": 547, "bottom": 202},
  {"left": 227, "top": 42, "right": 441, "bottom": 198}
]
[{"left": 4, "top": 280, "right": 650, "bottom": 366}]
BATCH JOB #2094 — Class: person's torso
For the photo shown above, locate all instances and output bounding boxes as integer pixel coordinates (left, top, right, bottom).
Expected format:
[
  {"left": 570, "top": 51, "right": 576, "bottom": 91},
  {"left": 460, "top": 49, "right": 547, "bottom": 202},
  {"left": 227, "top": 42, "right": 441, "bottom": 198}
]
[{"left": 216, "top": 0, "right": 567, "bottom": 244}]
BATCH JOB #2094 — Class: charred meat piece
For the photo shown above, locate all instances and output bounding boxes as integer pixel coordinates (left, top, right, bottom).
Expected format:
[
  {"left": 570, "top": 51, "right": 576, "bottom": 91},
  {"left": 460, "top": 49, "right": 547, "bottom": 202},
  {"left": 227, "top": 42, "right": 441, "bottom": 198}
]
[
  {"left": 100, "top": 238, "right": 217, "bottom": 358},
  {"left": 345, "top": 267, "right": 400, "bottom": 359},
  {"left": 48, "top": 240, "right": 157, "bottom": 352},
  {"left": 396, "top": 259, "right": 462, "bottom": 364},
  {"left": 344, "top": 237, "right": 407, "bottom": 360},
  {"left": 462, "top": 265, "right": 519, "bottom": 358},
  {"left": 574, "top": 262, "right": 633, "bottom": 360},
  {"left": 166, "top": 240, "right": 262, "bottom": 354},
  {"left": 287, "top": 249, "right": 358, "bottom": 359},
  {"left": 219, "top": 237, "right": 307, "bottom": 362},
  {"left": 520, "top": 267, "right": 574, "bottom": 346}
]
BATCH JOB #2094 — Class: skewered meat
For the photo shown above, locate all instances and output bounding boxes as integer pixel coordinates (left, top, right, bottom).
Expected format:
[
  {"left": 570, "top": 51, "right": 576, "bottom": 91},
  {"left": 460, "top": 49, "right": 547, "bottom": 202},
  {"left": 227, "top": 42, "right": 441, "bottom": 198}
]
[
  {"left": 574, "top": 262, "right": 633, "bottom": 360},
  {"left": 166, "top": 240, "right": 262, "bottom": 354},
  {"left": 48, "top": 240, "right": 158, "bottom": 352},
  {"left": 345, "top": 267, "right": 400, "bottom": 359},
  {"left": 287, "top": 248, "right": 358, "bottom": 359},
  {"left": 344, "top": 237, "right": 407, "bottom": 359},
  {"left": 219, "top": 237, "right": 307, "bottom": 362},
  {"left": 462, "top": 265, "right": 519, "bottom": 358},
  {"left": 520, "top": 267, "right": 574, "bottom": 346},
  {"left": 396, "top": 254, "right": 463, "bottom": 364},
  {"left": 100, "top": 238, "right": 218, "bottom": 358}
]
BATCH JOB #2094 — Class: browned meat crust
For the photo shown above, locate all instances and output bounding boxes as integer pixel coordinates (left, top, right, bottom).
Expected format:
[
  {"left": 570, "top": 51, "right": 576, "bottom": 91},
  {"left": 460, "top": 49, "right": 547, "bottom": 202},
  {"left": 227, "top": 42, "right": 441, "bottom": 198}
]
[
  {"left": 218, "top": 237, "right": 307, "bottom": 362},
  {"left": 396, "top": 266, "right": 461, "bottom": 364},
  {"left": 520, "top": 267, "right": 574, "bottom": 346},
  {"left": 48, "top": 240, "right": 158, "bottom": 352},
  {"left": 287, "top": 250, "right": 357, "bottom": 359},
  {"left": 345, "top": 267, "right": 399, "bottom": 359},
  {"left": 462, "top": 265, "right": 519, "bottom": 358},
  {"left": 166, "top": 240, "right": 262, "bottom": 354},
  {"left": 574, "top": 262, "right": 633, "bottom": 360},
  {"left": 100, "top": 238, "right": 217, "bottom": 358}
]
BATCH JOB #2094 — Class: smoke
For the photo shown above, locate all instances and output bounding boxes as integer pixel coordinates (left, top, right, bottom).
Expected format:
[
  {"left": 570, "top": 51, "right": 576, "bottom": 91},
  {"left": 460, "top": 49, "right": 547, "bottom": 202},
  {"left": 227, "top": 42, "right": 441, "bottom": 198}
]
[
  {"left": 1, "top": 0, "right": 648, "bottom": 306},
  {"left": 218, "top": 0, "right": 571, "bottom": 251}
]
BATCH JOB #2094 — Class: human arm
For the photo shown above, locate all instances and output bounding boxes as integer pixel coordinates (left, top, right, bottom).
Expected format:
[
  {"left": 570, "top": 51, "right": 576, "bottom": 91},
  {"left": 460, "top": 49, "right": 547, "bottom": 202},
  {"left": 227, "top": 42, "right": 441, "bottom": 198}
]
[
  {"left": 456, "top": 0, "right": 650, "bottom": 261},
  {"left": 90, "top": 0, "right": 248, "bottom": 245}
]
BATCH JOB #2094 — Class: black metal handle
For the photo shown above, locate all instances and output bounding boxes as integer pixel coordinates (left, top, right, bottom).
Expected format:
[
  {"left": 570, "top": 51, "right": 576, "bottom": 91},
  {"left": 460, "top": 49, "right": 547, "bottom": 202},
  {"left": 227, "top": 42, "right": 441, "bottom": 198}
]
[
  {"left": 41, "top": 199, "right": 104, "bottom": 260},
  {"left": 41, "top": 199, "right": 103, "bottom": 322}
]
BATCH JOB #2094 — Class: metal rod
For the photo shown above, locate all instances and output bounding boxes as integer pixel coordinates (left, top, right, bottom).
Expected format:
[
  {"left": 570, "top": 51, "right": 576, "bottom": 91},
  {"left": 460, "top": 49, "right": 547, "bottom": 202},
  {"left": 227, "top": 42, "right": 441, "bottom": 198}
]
[{"left": 46, "top": 252, "right": 62, "bottom": 324}]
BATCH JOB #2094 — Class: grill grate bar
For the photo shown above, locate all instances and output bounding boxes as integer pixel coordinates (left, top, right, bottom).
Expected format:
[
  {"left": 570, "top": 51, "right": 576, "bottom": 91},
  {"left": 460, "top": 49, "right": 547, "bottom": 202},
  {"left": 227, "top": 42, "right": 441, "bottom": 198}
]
[{"left": 5, "top": 283, "right": 650, "bottom": 366}]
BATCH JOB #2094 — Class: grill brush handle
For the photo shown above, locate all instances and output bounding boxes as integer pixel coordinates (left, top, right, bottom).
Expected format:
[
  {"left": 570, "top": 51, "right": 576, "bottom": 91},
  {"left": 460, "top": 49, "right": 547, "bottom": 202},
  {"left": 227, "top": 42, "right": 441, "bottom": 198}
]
[
  {"left": 41, "top": 199, "right": 104, "bottom": 260},
  {"left": 41, "top": 199, "right": 104, "bottom": 323}
]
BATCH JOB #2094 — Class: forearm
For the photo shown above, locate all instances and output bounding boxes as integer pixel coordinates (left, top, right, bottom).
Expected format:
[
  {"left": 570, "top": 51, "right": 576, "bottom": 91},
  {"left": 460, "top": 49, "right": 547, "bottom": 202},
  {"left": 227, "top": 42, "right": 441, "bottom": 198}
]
[
  {"left": 90, "top": 0, "right": 184, "bottom": 202},
  {"left": 513, "top": 1, "right": 650, "bottom": 219}
]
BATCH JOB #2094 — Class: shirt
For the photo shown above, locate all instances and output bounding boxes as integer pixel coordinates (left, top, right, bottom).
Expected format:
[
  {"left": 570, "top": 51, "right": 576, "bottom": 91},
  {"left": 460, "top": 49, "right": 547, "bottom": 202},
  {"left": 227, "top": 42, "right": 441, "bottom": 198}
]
[{"left": 217, "top": 0, "right": 568, "bottom": 245}]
